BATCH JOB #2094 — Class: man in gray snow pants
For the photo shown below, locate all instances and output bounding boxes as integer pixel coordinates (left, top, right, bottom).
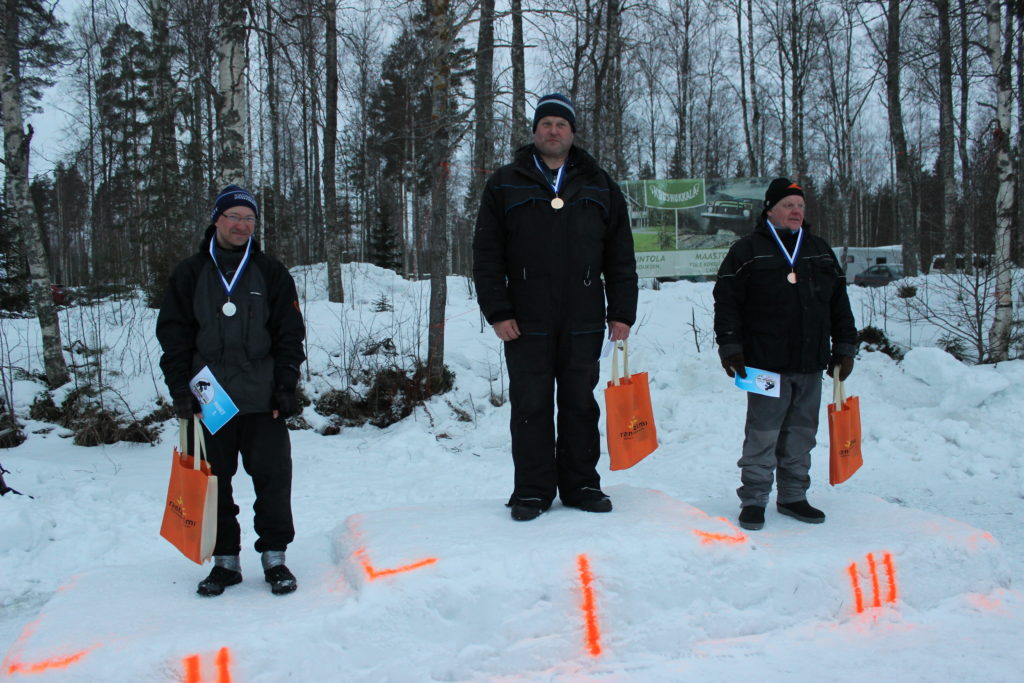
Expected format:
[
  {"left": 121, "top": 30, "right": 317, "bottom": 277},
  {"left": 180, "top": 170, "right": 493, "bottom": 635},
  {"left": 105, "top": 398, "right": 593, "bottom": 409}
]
[{"left": 713, "top": 178, "right": 857, "bottom": 531}]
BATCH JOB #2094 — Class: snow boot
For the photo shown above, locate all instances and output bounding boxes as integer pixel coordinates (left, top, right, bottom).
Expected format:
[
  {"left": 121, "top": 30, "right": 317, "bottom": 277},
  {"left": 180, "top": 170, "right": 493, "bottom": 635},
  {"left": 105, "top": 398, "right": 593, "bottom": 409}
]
[
  {"left": 777, "top": 500, "right": 826, "bottom": 524},
  {"left": 509, "top": 503, "right": 544, "bottom": 521},
  {"left": 506, "top": 497, "right": 548, "bottom": 521},
  {"left": 262, "top": 551, "right": 297, "bottom": 595},
  {"left": 562, "top": 487, "right": 613, "bottom": 513},
  {"left": 738, "top": 505, "right": 765, "bottom": 530},
  {"left": 197, "top": 556, "right": 242, "bottom": 596}
]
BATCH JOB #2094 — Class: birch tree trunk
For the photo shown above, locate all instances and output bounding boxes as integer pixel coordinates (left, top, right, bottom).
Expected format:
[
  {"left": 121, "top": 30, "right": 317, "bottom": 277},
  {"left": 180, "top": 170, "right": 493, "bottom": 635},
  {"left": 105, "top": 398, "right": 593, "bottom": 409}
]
[
  {"left": 217, "top": 0, "right": 247, "bottom": 187},
  {"left": 1, "top": 0, "right": 69, "bottom": 388},
  {"left": 324, "top": 0, "right": 344, "bottom": 302},
  {"left": 986, "top": 0, "right": 1014, "bottom": 362},
  {"left": 263, "top": 0, "right": 281, "bottom": 255}
]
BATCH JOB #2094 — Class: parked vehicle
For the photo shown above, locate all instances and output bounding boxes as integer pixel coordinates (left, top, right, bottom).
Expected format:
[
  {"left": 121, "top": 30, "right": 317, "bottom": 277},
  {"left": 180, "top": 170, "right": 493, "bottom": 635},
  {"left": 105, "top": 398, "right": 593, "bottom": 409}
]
[
  {"left": 853, "top": 264, "right": 904, "bottom": 287},
  {"left": 929, "top": 253, "right": 991, "bottom": 272},
  {"left": 837, "top": 245, "right": 903, "bottom": 280}
]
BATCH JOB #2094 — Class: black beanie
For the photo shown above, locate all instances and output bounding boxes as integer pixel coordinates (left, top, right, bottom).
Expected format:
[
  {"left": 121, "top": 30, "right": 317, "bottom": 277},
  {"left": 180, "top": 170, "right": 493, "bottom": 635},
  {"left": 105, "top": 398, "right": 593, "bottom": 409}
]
[
  {"left": 210, "top": 184, "right": 259, "bottom": 223},
  {"left": 532, "top": 93, "right": 576, "bottom": 132},
  {"left": 764, "top": 178, "right": 804, "bottom": 210}
]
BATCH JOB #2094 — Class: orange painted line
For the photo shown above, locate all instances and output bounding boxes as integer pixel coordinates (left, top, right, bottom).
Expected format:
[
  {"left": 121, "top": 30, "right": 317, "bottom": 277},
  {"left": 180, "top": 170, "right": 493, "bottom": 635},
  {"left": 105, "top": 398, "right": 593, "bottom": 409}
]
[
  {"left": 216, "top": 647, "right": 232, "bottom": 683},
  {"left": 692, "top": 516, "right": 747, "bottom": 545},
  {"left": 576, "top": 554, "right": 603, "bottom": 657},
  {"left": 182, "top": 654, "right": 201, "bottom": 683},
  {"left": 6, "top": 649, "right": 92, "bottom": 675},
  {"left": 3, "top": 618, "right": 96, "bottom": 677},
  {"left": 356, "top": 548, "right": 438, "bottom": 581},
  {"left": 866, "top": 553, "right": 882, "bottom": 608},
  {"left": 847, "top": 562, "right": 864, "bottom": 614},
  {"left": 883, "top": 552, "right": 898, "bottom": 604},
  {"left": 181, "top": 647, "right": 232, "bottom": 683}
]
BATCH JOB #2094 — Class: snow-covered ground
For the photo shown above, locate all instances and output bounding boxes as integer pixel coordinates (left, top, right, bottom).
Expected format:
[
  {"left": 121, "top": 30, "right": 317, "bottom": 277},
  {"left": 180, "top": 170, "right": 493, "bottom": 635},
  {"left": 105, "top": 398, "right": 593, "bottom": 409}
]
[{"left": 1, "top": 264, "right": 1022, "bottom": 681}]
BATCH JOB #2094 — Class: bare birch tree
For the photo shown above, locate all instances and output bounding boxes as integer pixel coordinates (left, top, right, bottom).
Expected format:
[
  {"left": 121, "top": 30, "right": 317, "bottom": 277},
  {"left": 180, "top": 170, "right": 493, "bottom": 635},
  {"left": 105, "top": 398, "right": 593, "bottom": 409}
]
[
  {"left": 0, "top": 0, "right": 68, "bottom": 388},
  {"left": 986, "top": 0, "right": 1014, "bottom": 361},
  {"left": 217, "top": 0, "right": 247, "bottom": 186}
]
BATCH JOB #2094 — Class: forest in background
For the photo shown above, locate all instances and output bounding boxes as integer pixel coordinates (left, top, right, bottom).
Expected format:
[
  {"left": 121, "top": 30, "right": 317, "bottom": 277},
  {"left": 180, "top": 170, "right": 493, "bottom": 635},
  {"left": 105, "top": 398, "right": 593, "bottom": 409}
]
[
  {"left": 0, "top": 0, "right": 1020, "bottom": 406},
  {"left": 1, "top": 0, "right": 1017, "bottom": 293}
]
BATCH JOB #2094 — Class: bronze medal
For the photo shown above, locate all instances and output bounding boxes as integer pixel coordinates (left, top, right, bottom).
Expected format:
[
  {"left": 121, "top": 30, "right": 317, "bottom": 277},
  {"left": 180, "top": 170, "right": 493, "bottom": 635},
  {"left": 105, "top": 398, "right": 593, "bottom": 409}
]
[{"left": 551, "top": 197, "right": 564, "bottom": 210}]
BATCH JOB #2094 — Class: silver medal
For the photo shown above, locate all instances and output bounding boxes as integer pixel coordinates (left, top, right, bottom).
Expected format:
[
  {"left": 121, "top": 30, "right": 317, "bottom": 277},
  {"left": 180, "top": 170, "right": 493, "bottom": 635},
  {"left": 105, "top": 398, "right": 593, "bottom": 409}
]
[{"left": 222, "top": 301, "right": 237, "bottom": 317}]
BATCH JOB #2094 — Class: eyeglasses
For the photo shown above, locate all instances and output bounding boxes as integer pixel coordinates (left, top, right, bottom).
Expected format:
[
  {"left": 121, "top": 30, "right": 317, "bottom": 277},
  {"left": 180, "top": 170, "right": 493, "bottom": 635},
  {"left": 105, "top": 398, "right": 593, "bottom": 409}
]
[{"left": 222, "top": 213, "right": 257, "bottom": 224}]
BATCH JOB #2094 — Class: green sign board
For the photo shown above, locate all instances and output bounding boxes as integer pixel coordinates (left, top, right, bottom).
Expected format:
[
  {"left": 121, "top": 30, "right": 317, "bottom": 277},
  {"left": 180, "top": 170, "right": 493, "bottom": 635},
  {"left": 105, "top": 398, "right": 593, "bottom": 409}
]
[{"left": 639, "top": 179, "right": 706, "bottom": 209}]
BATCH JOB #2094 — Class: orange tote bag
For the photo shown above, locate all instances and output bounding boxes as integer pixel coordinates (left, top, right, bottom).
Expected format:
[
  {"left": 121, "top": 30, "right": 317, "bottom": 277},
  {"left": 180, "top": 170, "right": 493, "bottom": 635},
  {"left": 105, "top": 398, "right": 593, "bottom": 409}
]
[
  {"left": 828, "top": 376, "right": 863, "bottom": 485},
  {"left": 160, "top": 417, "right": 217, "bottom": 564},
  {"left": 604, "top": 340, "right": 658, "bottom": 471}
]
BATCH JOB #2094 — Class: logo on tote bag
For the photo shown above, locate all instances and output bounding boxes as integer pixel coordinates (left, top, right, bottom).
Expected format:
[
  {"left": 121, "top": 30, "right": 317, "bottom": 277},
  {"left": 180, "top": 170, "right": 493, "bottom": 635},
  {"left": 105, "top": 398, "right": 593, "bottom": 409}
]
[
  {"left": 619, "top": 416, "right": 651, "bottom": 440},
  {"left": 167, "top": 495, "right": 197, "bottom": 528}
]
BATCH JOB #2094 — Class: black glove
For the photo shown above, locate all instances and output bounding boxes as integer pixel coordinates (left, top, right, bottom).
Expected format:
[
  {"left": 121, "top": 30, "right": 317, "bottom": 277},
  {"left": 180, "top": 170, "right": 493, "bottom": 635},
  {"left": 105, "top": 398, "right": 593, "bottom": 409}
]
[
  {"left": 721, "top": 353, "right": 747, "bottom": 379},
  {"left": 272, "top": 387, "right": 299, "bottom": 419},
  {"left": 720, "top": 352, "right": 745, "bottom": 378},
  {"left": 173, "top": 393, "right": 200, "bottom": 420},
  {"left": 826, "top": 355, "right": 855, "bottom": 381}
]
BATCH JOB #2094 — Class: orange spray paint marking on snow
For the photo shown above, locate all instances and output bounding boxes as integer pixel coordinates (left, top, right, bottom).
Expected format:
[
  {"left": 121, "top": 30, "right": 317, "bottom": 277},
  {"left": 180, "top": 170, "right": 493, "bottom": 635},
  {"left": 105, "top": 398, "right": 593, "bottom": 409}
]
[
  {"left": 2, "top": 617, "right": 95, "bottom": 676},
  {"left": 848, "top": 552, "right": 899, "bottom": 615},
  {"left": 355, "top": 548, "right": 437, "bottom": 581},
  {"left": 182, "top": 654, "right": 201, "bottom": 683},
  {"left": 883, "top": 552, "right": 898, "bottom": 604},
  {"left": 216, "top": 647, "right": 232, "bottom": 683},
  {"left": 181, "top": 648, "right": 232, "bottom": 683},
  {"left": 847, "top": 562, "right": 865, "bottom": 614},
  {"left": 576, "top": 554, "right": 603, "bottom": 657},
  {"left": 693, "top": 516, "right": 748, "bottom": 545},
  {"left": 866, "top": 553, "right": 882, "bottom": 608},
  {"left": 6, "top": 650, "right": 92, "bottom": 676}
]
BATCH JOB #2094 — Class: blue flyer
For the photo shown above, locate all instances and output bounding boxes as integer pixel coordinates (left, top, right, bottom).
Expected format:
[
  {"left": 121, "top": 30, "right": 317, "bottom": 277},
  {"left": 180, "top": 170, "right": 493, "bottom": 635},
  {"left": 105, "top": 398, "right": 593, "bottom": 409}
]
[
  {"left": 189, "top": 366, "right": 240, "bottom": 434},
  {"left": 734, "top": 367, "right": 782, "bottom": 398}
]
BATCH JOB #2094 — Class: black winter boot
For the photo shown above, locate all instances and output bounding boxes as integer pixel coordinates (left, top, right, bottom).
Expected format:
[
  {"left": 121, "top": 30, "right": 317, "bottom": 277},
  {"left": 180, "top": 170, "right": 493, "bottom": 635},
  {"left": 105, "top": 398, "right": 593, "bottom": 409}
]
[
  {"left": 738, "top": 506, "right": 765, "bottom": 530},
  {"left": 197, "top": 556, "right": 243, "bottom": 597},
  {"left": 262, "top": 551, "right": 297, "bottom": 595},
  {"left": 777, "top": 500, "right": 826, "bottom": 524},
  {"left": 562, "top": 487, "right": 613, "bottom": 513}
]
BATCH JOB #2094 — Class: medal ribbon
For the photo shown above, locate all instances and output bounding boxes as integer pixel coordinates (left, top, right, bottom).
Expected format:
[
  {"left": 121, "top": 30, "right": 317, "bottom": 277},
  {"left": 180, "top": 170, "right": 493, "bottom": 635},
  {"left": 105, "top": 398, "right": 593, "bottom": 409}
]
[
  {"left": 766, "top": 220, "right": 804, "bottom": 273},
  {"left": 533, "top": 155, "right": 566, "bottom": 198},
  {"left": 209, "top": 236, "right": 254, "bottom": 299}
]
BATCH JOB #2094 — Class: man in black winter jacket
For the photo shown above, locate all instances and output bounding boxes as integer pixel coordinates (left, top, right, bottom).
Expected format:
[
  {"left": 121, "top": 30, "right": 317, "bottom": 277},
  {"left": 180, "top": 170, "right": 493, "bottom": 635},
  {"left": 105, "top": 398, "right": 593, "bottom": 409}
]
[
  {"left": 156, "top": 184, "right": 305, "bottom": 596},
  {"left": 713, "top": 178, "right": 857, "bottom": 532},
  {"left": 473, "top": 93, "right": 638, "bottom": 521}
]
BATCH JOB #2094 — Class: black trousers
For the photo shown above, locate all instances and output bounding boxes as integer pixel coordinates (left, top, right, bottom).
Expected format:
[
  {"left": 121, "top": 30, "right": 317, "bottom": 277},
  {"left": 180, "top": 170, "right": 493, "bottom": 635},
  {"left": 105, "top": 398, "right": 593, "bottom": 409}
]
[
  {"left": 504, "top": 328, "right": 604, "bottom": 507},
  {"left": 189, "top": 413, "right": 294, "bottom": 555}
]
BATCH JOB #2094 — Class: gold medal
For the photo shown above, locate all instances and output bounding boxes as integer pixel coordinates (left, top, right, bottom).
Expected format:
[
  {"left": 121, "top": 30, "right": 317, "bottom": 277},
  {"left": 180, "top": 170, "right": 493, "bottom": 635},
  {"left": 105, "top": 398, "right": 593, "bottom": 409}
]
[
  {"left": 787, "top": 271, "right": 797, "bottom": 284},
  {"left": 551, "top": 197, "right": 564, "bottom": 210}
]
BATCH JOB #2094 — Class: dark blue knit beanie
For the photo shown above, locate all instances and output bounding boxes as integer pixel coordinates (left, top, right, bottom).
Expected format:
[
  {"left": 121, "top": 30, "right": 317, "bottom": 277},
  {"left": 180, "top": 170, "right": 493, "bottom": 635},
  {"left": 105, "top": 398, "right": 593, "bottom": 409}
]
[
  {"left": 210, "top": 185, "right": 259, "bottom": 223},
  {"left": 532, "top": 93, "right": 576, "bottom": 132}
]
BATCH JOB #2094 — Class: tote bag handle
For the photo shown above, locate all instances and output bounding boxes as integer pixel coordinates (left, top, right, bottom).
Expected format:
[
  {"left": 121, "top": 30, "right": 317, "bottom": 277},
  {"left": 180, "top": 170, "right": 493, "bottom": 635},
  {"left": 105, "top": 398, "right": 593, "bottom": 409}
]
[
  {"left": 610, "top": 339, "right": 630, "bottom": 386},
  {"left": 832, "top": 372, "right": 846, "bottom": 411},
  {"left": 178, "top": 417, "right": 209, "bottom": 470}
]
